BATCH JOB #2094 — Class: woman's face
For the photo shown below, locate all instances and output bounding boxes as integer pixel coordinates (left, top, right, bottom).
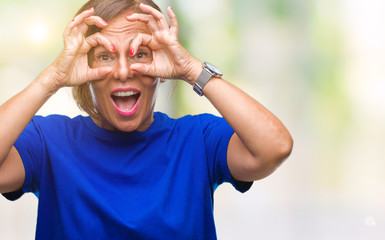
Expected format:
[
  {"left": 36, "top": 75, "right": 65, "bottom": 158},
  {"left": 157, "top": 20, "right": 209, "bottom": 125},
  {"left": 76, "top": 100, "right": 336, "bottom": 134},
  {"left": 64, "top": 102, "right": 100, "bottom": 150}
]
[{"left": 89, "top": 11, "right": 159, "bottom": 132}]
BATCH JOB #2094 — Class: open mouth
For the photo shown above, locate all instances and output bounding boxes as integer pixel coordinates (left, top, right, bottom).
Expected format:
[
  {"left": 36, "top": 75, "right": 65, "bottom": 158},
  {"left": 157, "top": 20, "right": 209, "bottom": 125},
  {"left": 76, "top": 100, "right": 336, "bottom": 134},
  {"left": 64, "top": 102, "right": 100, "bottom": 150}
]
[{"left": 111, "top": 90, "right": 141, "bottom": 115}]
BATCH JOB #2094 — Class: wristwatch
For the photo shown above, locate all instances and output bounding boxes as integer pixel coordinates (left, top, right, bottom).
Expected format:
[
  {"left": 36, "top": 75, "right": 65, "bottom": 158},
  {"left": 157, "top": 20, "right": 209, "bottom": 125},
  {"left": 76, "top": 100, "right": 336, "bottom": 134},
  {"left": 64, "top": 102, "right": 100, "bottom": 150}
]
[{"left": 193, "top": 62, "right": 223, "bottom": 96}]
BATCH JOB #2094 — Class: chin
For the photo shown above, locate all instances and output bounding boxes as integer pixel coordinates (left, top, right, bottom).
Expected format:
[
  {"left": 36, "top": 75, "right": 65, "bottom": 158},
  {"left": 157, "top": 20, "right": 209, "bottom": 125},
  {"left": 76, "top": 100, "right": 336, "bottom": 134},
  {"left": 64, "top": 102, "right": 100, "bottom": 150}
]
[{"left": 115, "top": 120, "right": 141, "bottom": 132}]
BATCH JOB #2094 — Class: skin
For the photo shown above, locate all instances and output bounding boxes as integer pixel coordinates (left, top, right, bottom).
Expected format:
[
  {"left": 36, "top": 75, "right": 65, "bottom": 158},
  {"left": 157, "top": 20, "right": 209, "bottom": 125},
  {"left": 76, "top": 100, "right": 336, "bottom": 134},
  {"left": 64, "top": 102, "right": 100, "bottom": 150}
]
[{"left": 0, "top": 4, "right": 293, "bottom": 194}]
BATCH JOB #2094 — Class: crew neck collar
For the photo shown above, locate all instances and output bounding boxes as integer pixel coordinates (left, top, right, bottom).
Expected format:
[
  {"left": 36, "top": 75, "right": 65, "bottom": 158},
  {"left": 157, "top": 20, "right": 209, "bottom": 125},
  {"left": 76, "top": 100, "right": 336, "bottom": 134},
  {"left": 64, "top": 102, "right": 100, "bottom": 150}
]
[{"left": 81, "top": 112, "right": 164, "bottom": 139}]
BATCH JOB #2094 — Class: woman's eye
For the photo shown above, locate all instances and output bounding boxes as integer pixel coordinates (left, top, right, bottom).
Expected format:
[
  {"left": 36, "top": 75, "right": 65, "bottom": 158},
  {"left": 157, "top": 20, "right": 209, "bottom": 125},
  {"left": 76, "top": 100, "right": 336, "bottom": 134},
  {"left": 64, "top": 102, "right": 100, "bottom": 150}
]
[
  {"left": 136, "top": 52, "right": 146, "bottom": 59},
  {"left": 133, "top": 50, "right": 152, "bottom": 63},
  {"left": 97, "top": 54, "right": 112, "bottom": 62}
]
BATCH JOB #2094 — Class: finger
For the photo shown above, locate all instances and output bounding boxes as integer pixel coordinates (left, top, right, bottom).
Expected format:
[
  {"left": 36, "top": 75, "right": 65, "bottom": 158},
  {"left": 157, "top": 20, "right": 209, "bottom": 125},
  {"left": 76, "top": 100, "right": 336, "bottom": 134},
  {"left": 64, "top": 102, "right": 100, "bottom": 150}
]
[
  {"left": 87, "top": 66, "right": 113, "bottom": 81},
  {"left": 84, "top": 16, "right": 108, "bottom": 27},
  {"left": 167, "top": 7, "right": 178, "bottom": 36},
  {"left": 129, "top": 33, "right": 153, "bottom": 56},
  {"left": 126, "top": 13, "right": 152, "bottom": 23},
  {"left": 80, "top": 16, "right": 108, "bottom": 32},
  {"left": 84, "top": 32, "right": 116, "bottom": 53},
  {"left": 130, "top": 63, "right": 154, "bottom": 76},
  {"left": 139, "top": 3, "right": 168, "bottom": 25},
  {"left": 65, "top": 7, "right": 94, "bottom": 36},
  {"left": 77, "top": 16, "right": 109, "bottom": 37},
  {"left": 126, "top": 13, "right": 158, "bottom": 33}
]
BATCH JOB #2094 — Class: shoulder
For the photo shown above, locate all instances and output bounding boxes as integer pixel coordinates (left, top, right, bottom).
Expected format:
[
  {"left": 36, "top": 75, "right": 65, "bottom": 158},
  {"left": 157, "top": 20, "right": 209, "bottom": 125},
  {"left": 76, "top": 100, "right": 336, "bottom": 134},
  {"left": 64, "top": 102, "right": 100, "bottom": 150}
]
[
  {"left": 183, "top": 113, "right": 228, "bottom": 132},
  {"left": 156, "top": 112, "right": 223, "bottom": 125},
  {"left": 30, "top": 114, "right": 87, "bottom": 132},
  {"left": 32, "top": 114, "right": 79, "bottom": 122},
  {"left": 155, "top": 112, "right": 230, "bottom": 138}
]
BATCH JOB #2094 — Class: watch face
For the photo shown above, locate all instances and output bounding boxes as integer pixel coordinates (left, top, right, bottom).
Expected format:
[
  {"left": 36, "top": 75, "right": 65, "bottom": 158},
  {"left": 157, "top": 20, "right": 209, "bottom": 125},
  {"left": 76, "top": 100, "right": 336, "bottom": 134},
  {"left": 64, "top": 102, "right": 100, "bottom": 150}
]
[{"left": 205, "top": 62, "right": 223, "bottom": 76}]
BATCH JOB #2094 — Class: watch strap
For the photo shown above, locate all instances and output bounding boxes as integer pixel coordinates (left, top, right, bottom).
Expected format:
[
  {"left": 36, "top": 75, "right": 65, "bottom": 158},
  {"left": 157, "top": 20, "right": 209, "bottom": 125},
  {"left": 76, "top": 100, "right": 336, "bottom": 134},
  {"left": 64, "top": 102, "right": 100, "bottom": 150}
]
[{"left": 193, "top": 67, "right": 213, "bottom": 96}]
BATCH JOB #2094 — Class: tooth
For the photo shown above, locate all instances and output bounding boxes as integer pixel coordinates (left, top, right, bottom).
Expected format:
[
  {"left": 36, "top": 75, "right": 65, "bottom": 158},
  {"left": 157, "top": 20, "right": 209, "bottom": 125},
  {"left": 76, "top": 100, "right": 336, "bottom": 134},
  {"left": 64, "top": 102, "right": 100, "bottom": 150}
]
[{"left": 113, "top": 91, "right": 136, "bottom": 97}]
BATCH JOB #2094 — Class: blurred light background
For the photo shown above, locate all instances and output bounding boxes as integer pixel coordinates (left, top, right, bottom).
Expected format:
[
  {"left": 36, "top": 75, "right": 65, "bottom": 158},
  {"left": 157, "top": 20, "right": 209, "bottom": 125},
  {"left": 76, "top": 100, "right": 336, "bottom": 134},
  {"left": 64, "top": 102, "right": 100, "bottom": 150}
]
[{"left": 1, "top": 0, "right": 385, "bottom": 239}]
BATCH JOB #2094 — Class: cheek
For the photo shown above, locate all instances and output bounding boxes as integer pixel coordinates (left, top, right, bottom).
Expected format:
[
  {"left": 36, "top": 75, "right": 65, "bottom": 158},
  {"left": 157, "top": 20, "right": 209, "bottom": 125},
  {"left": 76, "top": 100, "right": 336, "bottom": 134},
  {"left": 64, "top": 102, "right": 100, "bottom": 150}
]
[
  {"left": 144, "top": 78, "right": 160, "bottom": 105},
  {"left": 89, "top": 82, "right": 110, "bottom": 108},
  {"left": 142, "top": 77, "right": 159, "bottom": 88},
  {"left": 144, "top": 79, "right": 159, "bottom": 100}
]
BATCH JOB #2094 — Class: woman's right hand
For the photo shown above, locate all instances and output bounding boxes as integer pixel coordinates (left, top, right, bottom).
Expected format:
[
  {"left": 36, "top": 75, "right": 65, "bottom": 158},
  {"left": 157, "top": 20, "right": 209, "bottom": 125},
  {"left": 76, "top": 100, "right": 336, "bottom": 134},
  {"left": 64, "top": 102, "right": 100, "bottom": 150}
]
[{"left": 47, "top": 8, "right": 114, "bottom": 90}]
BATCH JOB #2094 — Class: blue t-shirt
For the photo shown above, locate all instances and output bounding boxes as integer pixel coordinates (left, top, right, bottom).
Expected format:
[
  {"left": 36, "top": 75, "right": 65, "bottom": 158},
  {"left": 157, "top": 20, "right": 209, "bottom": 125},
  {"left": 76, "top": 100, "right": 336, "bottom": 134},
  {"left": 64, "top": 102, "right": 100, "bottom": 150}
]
[{"left": 5, "top": 112, "right": 252, "bottom": 239}]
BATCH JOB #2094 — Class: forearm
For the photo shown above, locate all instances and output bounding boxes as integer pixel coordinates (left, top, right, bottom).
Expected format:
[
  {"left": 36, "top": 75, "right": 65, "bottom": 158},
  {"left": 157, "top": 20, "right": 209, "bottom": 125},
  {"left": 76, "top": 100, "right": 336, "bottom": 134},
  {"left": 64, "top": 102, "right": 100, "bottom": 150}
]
[
  {"left": 0, "top": 67, "right": 58, "bottom": 162},
  {"left": 203, "top": 77, "right": 293, "bottom": 160}
]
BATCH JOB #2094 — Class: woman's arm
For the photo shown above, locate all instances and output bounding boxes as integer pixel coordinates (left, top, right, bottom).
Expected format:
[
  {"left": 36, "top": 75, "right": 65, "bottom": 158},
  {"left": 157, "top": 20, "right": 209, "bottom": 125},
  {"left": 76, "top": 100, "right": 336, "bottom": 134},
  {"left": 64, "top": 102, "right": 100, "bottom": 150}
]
[
  {"left": 0, "top": 73, "right": 58, "bottom": 193},
  {"left": 190, "top": 67, "right": 293, "bottom": 181},
  {"left": 0, "top": 8, "right": 113, "bottom": 193}
]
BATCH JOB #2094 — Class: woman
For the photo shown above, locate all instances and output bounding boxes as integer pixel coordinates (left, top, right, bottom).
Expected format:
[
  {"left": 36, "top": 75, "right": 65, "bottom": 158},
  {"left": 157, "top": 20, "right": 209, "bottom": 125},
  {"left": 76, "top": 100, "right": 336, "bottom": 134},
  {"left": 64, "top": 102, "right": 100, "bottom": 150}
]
[{"left": 0, "top": 0, "right": 293, "bottom": 239}]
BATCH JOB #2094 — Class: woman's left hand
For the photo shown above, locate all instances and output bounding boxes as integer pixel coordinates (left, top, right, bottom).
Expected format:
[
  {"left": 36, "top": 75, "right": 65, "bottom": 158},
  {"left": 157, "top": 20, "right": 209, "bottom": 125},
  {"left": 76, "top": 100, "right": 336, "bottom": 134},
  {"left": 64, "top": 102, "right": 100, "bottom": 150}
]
[{"left": 126, "top": 4, "right": 201, "bottom": 84}]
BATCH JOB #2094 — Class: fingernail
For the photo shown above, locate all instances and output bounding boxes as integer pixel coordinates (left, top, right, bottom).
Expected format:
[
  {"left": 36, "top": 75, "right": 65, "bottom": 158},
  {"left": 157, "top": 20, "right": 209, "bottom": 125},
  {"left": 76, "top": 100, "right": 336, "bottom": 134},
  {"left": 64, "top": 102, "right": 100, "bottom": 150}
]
[
  {"left": 103, "top": 19, "right": 108, "bottom": 24},
  {"left": 130, "top": 49, "right": 135, "bottom": 56},
  {"left": 140, "top": 3, "right": 147, "bottom": 7},
  {"left": 126, "top": 14, "right": 132, "bottom": 18},
  {"left": 72, "top": 19, "right": 75, "bottom": 22},
  {"left": 111, "top": 45, "right": 116, "bottom": 52},
  {"left": 87, "top": 7, "right": 93, "bottom": 11}
]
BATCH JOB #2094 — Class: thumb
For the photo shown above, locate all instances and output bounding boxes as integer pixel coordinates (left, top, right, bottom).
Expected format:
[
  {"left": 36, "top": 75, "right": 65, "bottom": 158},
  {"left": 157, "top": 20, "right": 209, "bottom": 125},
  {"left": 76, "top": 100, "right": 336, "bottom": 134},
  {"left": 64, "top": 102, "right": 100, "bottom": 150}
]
[
  {"left": 88, "top": 67, "right": 112, "bottom": 81},
  {"left": 130, "top": 63, "right": 154, "bottom": 76}
]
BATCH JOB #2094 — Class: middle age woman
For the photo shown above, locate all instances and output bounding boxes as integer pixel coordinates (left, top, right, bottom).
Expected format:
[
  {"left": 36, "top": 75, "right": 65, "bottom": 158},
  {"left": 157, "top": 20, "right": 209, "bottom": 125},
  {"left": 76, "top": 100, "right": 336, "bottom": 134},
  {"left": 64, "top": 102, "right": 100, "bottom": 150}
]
[{"left": 0, "top": 0, "right": 293, "bottom": 239}]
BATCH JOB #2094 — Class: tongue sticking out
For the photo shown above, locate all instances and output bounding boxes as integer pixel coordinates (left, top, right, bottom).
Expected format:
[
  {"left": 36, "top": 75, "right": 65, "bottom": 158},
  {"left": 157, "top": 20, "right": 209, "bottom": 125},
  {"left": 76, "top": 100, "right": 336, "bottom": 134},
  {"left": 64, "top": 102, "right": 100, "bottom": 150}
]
[{"left": 113, "top": 95, "right": 139, "bottom": 112}]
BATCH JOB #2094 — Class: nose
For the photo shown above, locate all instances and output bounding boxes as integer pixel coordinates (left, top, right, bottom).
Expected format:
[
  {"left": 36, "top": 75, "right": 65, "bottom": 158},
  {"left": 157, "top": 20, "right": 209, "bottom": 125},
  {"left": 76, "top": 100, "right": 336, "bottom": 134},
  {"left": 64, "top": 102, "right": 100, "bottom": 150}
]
[{"left": 113, "top": 56, "right": 135, "bottom": 81}]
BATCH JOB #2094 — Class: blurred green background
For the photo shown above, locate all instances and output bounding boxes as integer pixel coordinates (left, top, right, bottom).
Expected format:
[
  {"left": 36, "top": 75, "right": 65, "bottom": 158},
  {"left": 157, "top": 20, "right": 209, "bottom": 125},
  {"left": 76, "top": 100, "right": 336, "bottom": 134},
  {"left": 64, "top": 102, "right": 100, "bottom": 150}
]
[{"left": 1, "top": 0, "right": 385, "bottom": 239}]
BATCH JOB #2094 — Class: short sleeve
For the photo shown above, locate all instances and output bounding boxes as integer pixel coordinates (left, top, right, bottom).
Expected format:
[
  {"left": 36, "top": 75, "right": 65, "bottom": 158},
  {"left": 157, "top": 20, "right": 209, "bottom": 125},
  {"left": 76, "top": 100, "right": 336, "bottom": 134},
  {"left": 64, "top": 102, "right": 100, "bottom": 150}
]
[
  {"left": 2, "top": 117, "right": 44, "bottom": 200},
  {"left": 199, "top": 114, "right": 253, "bottom": 193}
]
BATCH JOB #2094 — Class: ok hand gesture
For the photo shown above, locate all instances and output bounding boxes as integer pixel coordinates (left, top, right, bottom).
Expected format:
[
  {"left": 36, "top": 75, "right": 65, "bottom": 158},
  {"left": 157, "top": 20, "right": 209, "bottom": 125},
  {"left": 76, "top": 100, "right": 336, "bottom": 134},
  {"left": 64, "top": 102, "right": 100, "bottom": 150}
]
[
  {"left": 126, "top": 4, "right": 201, "bottom": 85},
  {"left": 49, "top": 8, "right": 115, "bottom": 88}
]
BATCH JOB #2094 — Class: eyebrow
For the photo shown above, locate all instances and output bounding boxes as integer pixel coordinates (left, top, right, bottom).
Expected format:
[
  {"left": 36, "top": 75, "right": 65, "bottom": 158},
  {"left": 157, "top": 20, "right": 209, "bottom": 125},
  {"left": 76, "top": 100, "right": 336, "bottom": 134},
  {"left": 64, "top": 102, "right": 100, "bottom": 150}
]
[{"left": 93, "top": 40, "right": 153, "bottom": 54}]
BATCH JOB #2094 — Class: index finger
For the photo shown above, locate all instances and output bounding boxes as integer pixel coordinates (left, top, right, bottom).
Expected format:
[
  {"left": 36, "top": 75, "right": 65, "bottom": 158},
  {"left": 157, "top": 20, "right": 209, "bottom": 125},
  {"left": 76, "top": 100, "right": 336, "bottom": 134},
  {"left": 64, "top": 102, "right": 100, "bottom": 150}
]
[
  {"left": 64, "top": 8, "right": 94, "bottom": 37},
  {"left": 85, "top": 32, "right": 116, "bottom": 53},
  {"left": 129, "top": 33, "right": 154, "bottom": 56},
  {"left": 77, "top": 16, "right": 108, "bottom": 36},
  {"left": 68, "top": 8, "right": 94, "bottom": 29},
  {"left": 126, "top": 13, "right": 158, "bottom": 32}
]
